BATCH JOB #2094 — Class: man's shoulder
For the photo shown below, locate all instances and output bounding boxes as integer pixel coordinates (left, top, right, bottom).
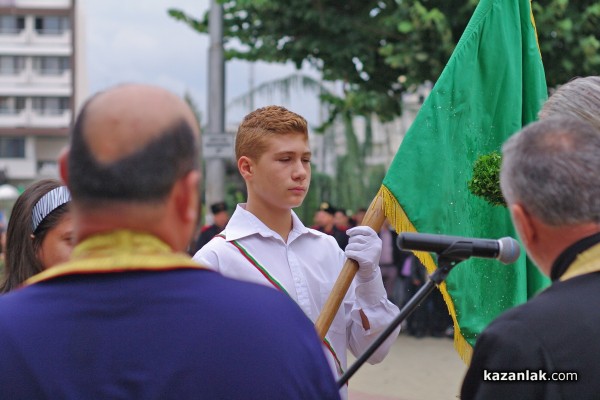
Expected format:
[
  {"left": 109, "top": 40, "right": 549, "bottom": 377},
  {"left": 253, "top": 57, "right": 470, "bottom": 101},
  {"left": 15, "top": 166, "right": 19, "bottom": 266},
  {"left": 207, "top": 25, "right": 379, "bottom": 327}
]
[
  {"left": 180, "top": 273, "right": 341, "bottom": 399},
  {"left": 484, "top": 289, "right": 558, "bottom": 335},
  {"left": 0, "top": 272, "right": 340, "bottom": 400},
  {"left": 0, "top": 270, "right": 302, "bottom": 323},
  {"left": 502, "top": 273, "right": 600, "bottom": 321},
  {"left": 217, "top": 269, "right": 333, "bottom": 326},
  {"left": 480, "top": 275, "right": 600, "bottom": 347}
]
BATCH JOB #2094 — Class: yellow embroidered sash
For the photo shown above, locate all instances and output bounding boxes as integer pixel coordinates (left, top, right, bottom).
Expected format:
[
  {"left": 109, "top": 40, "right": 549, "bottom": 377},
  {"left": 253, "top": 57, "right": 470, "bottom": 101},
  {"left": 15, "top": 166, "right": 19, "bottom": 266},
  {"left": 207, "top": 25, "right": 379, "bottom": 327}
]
[{"left": 25, "top": 230, "right": 205, "bottom": 286}]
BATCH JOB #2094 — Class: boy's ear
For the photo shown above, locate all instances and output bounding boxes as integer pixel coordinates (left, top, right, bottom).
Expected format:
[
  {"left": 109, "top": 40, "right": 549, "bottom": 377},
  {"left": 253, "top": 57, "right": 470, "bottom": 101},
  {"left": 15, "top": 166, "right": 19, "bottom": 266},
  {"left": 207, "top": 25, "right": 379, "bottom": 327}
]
[{"left": 238, "top": 156, "right": 253, "bottom": 180}]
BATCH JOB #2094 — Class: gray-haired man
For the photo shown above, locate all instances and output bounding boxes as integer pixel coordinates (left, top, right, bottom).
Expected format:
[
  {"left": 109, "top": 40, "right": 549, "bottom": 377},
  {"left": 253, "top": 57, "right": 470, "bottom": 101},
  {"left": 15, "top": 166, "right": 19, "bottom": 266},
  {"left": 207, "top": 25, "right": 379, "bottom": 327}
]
[{"left": 462, "top": 116, "right": 600, "bottom": 399}]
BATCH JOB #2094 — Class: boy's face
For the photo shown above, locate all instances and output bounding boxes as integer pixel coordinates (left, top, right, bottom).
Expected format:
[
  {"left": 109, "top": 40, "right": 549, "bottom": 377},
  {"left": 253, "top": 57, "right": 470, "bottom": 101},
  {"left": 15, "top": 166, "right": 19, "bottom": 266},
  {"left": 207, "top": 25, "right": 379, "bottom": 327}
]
[{"left": 246, "top": 132, "right": 311, "bottom": 211}]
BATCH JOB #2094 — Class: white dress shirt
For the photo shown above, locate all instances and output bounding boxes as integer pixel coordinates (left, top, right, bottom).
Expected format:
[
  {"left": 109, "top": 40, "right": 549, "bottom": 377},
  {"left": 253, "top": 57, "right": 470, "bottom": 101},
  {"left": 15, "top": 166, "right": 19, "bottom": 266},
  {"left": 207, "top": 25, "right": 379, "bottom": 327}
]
[{"left": 194, "top": 204, "right": 400, "bottom": 396}]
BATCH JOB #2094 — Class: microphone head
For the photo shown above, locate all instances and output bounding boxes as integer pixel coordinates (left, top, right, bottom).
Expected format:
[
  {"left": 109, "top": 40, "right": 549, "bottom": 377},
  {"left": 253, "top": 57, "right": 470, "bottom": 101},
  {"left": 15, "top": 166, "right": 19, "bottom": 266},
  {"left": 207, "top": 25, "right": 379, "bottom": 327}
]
[{"left": 497, "top": 237, "right": 521, "bottom": 264}]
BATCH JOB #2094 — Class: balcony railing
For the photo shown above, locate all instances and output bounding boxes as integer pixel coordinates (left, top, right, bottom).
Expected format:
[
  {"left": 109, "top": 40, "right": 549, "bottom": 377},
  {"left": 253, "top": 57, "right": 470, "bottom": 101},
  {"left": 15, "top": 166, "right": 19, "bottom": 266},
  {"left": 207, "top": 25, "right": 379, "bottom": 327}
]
[
  {"left": 30, "top": 29, "right": 70, "bottom": 45},
  {"left": 0, "top": 108, "right": 70, "bottom": 128},
  {"left": 0, "top": 27, "right": 70, "bottom": 45}
]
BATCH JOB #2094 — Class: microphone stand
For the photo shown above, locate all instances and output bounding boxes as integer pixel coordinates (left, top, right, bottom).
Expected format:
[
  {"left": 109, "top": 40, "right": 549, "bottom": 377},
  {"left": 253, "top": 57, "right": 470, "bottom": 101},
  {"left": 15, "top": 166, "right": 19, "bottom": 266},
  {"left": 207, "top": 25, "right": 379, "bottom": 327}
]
[{"left": 337, "top": 244, "right": 472, "bottom": 388}]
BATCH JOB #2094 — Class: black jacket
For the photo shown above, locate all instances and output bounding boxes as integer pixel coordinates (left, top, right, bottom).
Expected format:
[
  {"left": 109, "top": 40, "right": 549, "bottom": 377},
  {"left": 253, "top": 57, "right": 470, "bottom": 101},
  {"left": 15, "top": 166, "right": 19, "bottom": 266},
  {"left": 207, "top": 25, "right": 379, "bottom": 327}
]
[{"left": 461, "top": 234, "right": 600, "bottom": 400}]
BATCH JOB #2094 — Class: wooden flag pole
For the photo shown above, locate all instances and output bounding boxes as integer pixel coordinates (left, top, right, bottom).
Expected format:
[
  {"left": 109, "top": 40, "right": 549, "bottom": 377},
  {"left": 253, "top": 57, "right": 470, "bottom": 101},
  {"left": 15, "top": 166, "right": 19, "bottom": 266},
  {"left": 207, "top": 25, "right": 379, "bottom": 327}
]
[{"left": 315, "top": 195, "right": 386, "bottom": 340}]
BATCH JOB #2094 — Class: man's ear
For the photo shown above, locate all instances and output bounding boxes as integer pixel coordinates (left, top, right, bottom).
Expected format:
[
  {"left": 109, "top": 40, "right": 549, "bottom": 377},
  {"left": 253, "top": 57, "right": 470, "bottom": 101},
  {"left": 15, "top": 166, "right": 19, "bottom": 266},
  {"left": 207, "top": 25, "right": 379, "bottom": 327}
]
[
  {"left": 58, "top": 147, "right": 70, "bottom": 185},
  {"left": 237, "top": 156, "right": 253, "bottom": 180},
  {"left": 511, "top": 203, "right": 536, "bottom": 248}
]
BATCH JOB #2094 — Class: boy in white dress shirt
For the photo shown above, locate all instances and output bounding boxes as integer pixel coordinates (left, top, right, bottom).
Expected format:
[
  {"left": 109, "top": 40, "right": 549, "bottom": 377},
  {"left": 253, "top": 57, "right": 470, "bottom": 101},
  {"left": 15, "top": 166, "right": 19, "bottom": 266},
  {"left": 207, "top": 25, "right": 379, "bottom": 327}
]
[{"left": 194, "top": 105, "right": 400, "bottom": 397}]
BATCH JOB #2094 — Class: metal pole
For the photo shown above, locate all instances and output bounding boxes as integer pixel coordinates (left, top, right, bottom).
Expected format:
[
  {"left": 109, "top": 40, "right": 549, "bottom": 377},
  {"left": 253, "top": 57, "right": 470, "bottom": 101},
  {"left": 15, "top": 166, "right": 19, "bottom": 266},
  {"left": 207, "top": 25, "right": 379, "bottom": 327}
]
[
  {"left": 248, "top": 62, "right": 255, "bottom": 112},
  {"left": 205, "top": 0, "right": 226, "bottom": 209}
]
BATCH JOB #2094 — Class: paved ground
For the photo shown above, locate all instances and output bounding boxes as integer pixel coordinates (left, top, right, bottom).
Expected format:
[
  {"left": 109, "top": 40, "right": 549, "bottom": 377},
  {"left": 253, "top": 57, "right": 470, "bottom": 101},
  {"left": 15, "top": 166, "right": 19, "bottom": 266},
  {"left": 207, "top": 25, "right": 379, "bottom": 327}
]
[{"left": 347, "top": 333, "right": 468, "bottom": 400}]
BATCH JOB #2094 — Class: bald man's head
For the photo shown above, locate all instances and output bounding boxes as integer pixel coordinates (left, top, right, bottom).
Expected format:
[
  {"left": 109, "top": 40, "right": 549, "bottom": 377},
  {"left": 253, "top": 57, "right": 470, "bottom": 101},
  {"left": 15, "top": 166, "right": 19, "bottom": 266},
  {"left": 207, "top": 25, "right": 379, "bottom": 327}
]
[
  {"left": 67, "top": 84, "right": 201, "bottom": 207},
  {"left": 82, "top": 84, "right": 199, "bottom": 163}
]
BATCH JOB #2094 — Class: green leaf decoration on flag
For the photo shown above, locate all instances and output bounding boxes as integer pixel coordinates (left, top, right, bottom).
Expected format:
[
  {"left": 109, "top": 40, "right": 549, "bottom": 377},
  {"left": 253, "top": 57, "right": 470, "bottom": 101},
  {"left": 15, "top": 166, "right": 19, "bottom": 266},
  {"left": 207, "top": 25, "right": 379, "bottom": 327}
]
[{"left": 468, "top": 151, "right": 505, "bottom": 207}]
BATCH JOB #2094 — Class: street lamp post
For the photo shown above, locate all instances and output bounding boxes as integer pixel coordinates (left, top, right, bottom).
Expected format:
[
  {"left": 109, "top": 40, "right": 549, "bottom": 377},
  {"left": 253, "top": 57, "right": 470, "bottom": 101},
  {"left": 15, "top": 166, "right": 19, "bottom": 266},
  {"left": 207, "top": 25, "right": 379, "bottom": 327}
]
[{"left": 205, "top": 0, "right": 226, "bottom": 210}]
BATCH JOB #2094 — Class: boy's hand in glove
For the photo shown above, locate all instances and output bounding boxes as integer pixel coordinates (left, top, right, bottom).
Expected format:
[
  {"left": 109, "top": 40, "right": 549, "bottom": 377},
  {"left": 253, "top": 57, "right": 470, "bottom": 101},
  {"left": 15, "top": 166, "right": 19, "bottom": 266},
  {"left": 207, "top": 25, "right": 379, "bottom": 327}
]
[{"left": 345, "top": 226, "right": 382, "bottom": 283}]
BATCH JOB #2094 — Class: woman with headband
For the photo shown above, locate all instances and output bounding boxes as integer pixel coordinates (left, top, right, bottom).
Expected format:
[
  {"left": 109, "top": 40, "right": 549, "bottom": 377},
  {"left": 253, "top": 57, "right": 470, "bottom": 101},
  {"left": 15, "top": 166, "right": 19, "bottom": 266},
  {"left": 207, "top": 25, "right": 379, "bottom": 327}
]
[{"left": 0, "top": 179, "right": 72, "bottom": 294}]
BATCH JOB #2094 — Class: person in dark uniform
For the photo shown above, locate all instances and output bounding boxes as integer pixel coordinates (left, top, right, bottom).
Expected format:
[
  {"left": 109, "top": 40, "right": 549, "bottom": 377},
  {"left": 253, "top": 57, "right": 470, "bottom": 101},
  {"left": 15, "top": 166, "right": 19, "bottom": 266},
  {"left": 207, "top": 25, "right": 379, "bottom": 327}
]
[
  {"left": 461, "top": 116, "right": 600, "bottom": 400},
  {"left": 191, "top": 201, "right": 230, "bottom": 254}
]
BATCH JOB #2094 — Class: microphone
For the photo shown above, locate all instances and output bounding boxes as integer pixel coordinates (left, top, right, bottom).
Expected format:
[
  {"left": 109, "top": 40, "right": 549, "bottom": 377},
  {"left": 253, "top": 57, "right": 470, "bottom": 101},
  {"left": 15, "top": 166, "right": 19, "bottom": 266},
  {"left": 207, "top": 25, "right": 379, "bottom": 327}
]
[{"left": 396, "top": 232, "right": 521, "bottom": 264}]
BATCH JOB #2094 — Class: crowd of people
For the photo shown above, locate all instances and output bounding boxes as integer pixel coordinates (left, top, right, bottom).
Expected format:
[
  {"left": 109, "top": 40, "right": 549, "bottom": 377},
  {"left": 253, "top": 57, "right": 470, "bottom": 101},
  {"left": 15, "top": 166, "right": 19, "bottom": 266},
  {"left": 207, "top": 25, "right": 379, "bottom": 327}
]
[
  {"left": 0, "top": 84, "right": 342, "bottom": 399},
  {"left": 0, "top": 75, "right": 598, "bottom": 399}
]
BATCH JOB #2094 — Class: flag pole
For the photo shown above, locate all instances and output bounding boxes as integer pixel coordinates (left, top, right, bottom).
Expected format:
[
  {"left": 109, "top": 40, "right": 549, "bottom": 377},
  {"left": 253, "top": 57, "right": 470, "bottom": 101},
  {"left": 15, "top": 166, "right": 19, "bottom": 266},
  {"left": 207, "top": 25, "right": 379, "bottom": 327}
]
[{"left": 315, "top": 195, "right": 386, "bottom": 339}]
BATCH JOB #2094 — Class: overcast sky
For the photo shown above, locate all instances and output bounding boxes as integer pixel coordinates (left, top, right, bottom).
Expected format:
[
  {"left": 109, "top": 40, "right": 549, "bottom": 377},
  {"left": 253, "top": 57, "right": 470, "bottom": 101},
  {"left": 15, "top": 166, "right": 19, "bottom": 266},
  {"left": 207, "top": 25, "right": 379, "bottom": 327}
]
[{"left": 83, "top": 0, "right": 321, "bottom": 126}]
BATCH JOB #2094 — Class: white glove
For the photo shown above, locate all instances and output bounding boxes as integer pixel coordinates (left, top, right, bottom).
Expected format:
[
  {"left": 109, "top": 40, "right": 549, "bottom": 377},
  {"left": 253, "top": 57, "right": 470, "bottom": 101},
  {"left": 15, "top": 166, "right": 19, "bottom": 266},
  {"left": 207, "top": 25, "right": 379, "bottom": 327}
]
[{"left": 345, "top": 226, "right": 382, "bottom": 283}]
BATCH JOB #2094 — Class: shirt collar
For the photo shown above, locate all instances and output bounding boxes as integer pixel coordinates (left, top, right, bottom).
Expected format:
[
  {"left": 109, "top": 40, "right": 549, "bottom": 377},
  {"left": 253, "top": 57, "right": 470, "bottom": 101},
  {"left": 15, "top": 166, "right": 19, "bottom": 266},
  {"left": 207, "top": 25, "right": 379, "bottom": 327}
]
[{"left": 224, "top": 204, "right": 316, "bottom": 243}]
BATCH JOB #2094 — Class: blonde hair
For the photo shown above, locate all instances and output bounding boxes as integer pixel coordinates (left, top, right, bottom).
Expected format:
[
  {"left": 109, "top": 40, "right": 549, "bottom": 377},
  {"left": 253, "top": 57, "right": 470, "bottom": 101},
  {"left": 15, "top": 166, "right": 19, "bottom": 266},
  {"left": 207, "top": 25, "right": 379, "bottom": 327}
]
[{"left": 235, "top": 105, "right": 308, "bottom": 161}]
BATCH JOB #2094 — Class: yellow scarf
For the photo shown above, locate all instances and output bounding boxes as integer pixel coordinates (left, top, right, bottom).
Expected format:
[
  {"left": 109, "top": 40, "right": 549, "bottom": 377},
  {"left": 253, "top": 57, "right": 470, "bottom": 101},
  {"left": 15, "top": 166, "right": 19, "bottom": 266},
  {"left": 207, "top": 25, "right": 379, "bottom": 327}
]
[
  {"left": 560, "top": 242, "right": 600, "bottom": 282},
  {"left": 25, "top": 230, "right": 204, "bottom": 286}
]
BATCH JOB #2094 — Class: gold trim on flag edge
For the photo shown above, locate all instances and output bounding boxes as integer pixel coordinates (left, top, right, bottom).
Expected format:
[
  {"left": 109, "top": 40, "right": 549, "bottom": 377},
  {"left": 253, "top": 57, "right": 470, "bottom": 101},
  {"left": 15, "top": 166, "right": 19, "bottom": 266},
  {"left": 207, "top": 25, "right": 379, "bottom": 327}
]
[{"left": 378, "top": 184, "right": 473, "bottom": 364}]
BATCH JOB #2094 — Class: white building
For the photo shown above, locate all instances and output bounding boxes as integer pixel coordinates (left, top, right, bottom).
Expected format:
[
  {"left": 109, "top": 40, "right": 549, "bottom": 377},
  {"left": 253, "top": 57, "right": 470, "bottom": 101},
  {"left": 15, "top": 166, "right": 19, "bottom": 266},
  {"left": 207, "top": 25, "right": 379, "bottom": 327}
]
[
  {"left": 313, "top": 82, "right": 433, "bottom": 176},
  {"left": 0, "top": 0, "right": 86, "bottom": 186}
]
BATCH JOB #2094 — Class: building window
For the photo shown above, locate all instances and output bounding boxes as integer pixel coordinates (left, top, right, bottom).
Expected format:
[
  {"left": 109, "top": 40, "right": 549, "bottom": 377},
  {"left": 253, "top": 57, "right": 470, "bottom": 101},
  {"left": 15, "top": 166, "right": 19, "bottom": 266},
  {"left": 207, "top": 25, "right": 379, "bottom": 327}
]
[
  {"left": 32, "top": 97, "right": 69, "bottom": 115},
  {"left": 33, "top": 56, "right": 70, "bottom": 76},
  {"left": 0, "top": 15, "right": 25, "bottom": 35},
  {"left": 0, "top": 137, "right": 25, "bottom": 158},
  {"left": 0, "top": 56, "right": 25, "bottom": 75},
  {"left": 35, "top": 16, "right": 70, "bottom": 35},
  {"left": 0, "top": 97, "right": 26, "bottom": 115}
]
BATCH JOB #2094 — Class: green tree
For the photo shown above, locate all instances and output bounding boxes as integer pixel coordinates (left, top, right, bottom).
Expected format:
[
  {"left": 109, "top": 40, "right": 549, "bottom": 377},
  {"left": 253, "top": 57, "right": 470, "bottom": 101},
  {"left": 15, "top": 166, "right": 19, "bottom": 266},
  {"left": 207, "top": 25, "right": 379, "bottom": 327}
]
[
  {"left": 170, "top": 1, "right": 599, "bottom": 224},
  {"left": 533, "top": 0, "right": 600, "bottom": 87},
  {"left": 169, "top": 0, "right": 599, "bottom": 120}
]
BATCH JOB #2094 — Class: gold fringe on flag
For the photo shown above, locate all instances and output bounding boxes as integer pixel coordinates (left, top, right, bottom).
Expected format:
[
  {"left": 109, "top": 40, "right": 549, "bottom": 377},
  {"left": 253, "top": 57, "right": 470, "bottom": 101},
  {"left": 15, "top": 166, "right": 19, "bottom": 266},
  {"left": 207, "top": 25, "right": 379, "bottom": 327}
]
[
  {"left": 377, "top": 184, "right": 473, "bottom": 364},
  {"left": 529, "top": 0, "right": 542, "bottom": 55}
]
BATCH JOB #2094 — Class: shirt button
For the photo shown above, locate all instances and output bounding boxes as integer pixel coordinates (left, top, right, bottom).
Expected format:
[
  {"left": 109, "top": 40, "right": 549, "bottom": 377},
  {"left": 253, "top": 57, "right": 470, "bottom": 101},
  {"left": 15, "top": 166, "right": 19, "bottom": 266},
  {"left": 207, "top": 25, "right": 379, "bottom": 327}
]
[{"left": 295, "top": 276, "right": 301, "bottom": 283}]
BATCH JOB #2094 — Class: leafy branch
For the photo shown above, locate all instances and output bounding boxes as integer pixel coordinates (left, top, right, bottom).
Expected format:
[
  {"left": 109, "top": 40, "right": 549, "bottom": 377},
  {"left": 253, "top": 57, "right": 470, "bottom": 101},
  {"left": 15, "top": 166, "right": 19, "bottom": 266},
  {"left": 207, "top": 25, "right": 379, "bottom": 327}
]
[{"left": 467, "top": 151, "right": 505, "bottom": 207}]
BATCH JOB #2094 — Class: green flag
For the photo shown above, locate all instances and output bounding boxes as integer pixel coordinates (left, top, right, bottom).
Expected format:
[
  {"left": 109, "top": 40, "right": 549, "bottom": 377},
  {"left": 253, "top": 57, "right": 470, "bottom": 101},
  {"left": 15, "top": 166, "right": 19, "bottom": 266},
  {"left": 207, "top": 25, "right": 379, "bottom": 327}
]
[{"left": 379, "top": 0, "right": 549, "bottom": 362}]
